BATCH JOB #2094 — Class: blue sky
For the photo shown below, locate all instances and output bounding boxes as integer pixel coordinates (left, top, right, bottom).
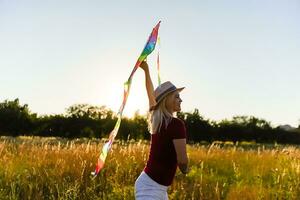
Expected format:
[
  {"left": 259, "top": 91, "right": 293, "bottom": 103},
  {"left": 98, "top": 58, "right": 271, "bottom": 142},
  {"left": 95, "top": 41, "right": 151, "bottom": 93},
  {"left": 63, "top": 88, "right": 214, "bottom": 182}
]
[{"left": 0, "top": 0, "right": 299, "bottom": 127}]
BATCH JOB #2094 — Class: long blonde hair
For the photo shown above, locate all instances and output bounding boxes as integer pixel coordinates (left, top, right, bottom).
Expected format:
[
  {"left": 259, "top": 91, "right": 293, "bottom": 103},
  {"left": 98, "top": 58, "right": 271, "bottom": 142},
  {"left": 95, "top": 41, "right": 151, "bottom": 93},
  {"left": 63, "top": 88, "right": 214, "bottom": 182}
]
[{"left": 148, "top": 96, "right": 174, "bottom": 134}]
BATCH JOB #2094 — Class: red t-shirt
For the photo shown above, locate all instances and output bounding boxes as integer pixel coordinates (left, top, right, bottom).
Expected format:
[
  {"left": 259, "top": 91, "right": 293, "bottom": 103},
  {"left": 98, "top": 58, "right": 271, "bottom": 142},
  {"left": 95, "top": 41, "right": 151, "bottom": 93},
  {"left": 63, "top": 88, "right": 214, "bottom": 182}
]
[{"left": 144, "top": 117, "right": 187, "bottom": 186}]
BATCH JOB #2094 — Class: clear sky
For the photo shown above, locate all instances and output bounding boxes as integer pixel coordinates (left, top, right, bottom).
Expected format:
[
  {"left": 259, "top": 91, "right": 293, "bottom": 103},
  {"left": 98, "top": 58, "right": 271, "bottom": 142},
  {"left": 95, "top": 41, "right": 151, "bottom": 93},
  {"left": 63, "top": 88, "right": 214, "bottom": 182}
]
[{"left": 0, "top": 0, "right": 299, "bottom": 127}]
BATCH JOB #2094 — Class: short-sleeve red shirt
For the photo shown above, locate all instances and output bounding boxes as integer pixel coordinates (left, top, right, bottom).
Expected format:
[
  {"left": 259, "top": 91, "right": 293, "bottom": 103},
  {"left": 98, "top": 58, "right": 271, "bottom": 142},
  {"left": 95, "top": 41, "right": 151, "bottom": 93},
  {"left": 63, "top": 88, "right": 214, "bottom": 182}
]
[{"left": 144, "top": 117, "right": 187, "bottom": 186}]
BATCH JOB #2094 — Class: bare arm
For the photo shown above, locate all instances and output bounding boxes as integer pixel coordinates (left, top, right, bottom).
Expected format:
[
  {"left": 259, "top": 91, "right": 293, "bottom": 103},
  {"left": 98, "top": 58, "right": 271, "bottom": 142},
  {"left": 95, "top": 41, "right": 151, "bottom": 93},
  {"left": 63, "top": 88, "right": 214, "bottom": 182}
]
[
  {"left": 173, "top": 139, "right": 189, "bottom": 174},
  {"left": 139, "top": 61, "right": 156, "bottom": 109}
]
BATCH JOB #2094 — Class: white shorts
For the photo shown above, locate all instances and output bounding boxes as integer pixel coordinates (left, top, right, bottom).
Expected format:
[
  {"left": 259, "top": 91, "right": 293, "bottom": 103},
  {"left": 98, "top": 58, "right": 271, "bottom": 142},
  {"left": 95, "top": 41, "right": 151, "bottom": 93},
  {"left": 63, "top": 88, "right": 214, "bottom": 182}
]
[{"left": 135, "top": 171, "right": 168, "bottom": 200}]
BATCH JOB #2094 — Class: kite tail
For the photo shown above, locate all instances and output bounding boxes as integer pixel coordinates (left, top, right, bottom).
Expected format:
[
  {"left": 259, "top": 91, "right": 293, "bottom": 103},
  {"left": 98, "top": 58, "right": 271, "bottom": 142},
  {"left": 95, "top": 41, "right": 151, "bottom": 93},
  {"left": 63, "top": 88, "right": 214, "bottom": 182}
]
[
  {"left": 91, "top": 78, "right": 129, "bottom": 177},
  {"left": 91, "top": 114, "right": 122, "bottom": 176}
]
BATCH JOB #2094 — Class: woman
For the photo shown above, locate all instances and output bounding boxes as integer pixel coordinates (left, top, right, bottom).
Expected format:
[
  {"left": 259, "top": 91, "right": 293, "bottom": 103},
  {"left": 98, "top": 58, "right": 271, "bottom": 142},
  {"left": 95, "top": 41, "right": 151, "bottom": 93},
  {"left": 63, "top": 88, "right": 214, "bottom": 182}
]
[{"left": 135, "top": 61, "right": 189, "bottom": 200}]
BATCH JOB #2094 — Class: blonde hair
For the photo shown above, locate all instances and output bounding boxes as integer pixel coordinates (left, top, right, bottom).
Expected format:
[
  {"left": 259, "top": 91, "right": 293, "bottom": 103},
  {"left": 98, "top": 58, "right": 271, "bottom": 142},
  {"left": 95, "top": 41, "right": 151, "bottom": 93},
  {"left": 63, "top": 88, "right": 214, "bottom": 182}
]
[{"left": 148, "top": 96, "right": 174, "bottom": 134}]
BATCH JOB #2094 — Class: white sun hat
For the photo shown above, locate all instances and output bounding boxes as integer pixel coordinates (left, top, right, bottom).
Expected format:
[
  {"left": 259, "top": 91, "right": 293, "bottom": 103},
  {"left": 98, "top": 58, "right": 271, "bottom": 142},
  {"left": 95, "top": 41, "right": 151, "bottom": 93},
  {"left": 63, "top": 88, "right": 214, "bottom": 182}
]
[{"left": 150, "top": 81, "right": 184, "bottom": 111}]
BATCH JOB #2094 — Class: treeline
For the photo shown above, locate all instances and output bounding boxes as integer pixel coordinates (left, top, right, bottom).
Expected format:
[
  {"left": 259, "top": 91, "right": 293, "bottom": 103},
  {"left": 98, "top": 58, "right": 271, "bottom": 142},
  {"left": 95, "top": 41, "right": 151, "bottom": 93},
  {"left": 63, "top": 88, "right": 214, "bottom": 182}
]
[{"left": 0, "top": 99, "right": 300, "bottom": 144}]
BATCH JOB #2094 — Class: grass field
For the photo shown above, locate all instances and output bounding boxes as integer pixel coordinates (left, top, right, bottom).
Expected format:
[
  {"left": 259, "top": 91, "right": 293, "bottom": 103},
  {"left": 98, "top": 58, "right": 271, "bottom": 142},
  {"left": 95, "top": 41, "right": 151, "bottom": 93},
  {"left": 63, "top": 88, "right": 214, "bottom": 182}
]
[{"left": 0, "top": 136, "right": 300, "bottom": 200}]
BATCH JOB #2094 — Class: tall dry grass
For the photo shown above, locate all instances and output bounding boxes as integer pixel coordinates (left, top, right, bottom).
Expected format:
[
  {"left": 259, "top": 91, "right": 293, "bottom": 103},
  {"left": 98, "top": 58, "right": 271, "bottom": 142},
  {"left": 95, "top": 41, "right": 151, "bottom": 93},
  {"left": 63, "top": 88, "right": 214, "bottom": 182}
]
[{"left": 0, "top": 137, "right": 299, "bottom": 200}]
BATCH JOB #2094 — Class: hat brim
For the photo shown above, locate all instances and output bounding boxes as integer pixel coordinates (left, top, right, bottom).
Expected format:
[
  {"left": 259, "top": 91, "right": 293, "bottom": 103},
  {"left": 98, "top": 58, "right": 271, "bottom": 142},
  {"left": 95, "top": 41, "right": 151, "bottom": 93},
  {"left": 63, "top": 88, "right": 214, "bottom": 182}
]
[{"left": 149, "top": 87, "right": 185, "bottom": 111}]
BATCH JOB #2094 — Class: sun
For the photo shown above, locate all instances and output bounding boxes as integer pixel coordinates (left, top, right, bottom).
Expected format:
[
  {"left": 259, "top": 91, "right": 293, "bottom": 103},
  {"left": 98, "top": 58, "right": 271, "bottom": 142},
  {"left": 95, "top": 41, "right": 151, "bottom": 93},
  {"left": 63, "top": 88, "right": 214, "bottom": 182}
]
[{"left": 104, "top": 75, "right": 149, "bottom": 118}]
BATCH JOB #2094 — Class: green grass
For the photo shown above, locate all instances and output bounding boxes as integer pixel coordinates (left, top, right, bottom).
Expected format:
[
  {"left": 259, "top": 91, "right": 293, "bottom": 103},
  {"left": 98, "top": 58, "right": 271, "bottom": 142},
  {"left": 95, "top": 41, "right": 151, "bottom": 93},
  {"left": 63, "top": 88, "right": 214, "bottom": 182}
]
[{"left": 0, "top": 136, "right": 300, "bottom": 200}]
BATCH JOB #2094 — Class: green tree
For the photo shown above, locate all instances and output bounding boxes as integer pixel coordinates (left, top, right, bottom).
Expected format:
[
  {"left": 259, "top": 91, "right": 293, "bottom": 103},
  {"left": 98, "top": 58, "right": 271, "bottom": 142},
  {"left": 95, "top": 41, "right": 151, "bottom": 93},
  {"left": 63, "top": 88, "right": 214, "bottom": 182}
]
[
  {"left": 65, "top": 104, "right": 113, "bottom": 120},
  {"left": 64, "top": 104, "right": 115, "bottom": 138},
  {"left": 178, "top": 109, "right": 213, "bottom": 142},
  {"left": 0, "top": 99, "right": 36, "bottom": 136}
]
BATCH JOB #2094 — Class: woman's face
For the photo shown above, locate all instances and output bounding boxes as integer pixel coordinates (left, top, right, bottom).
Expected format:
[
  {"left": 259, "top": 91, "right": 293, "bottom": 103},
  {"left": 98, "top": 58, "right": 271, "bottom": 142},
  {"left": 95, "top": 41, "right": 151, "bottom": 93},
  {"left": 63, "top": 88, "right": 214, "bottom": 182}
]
[{"left": 165, "top": 91, "right": 182, "bottom": 113}]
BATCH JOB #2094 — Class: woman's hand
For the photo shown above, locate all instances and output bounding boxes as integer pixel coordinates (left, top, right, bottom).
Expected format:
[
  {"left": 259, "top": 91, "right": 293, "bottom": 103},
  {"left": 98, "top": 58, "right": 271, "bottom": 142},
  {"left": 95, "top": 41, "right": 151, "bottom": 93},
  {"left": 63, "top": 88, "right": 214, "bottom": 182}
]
[{"left": 140, "top": 61, "right": 149, "bottom": 71}]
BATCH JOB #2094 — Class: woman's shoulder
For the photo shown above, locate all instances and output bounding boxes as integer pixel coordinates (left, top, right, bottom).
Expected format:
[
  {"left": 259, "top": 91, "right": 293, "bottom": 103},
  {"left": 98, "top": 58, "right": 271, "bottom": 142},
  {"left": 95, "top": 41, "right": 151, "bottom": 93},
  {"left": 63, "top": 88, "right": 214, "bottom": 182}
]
[
  {"left": 171, "top": 117, "right": 185, "bottom": 126},
  {"left": 168, "top": 117, "right": 187, "bottom": 138}
]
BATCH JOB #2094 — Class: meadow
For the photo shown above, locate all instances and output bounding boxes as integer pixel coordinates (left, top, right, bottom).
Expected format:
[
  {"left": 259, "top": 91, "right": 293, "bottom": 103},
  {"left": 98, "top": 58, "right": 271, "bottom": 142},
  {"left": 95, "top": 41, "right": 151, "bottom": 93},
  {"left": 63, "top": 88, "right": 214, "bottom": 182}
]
[{"left": 0, "top": 136, "right": 300, "bottom": 200}]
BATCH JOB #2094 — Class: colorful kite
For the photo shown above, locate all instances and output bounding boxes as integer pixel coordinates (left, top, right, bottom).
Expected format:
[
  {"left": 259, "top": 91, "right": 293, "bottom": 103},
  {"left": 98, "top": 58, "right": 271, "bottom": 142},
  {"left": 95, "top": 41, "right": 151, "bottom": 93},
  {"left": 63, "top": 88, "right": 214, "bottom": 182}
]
[{"left": 92, "top": 21, "right": 161, "bottom": 177}]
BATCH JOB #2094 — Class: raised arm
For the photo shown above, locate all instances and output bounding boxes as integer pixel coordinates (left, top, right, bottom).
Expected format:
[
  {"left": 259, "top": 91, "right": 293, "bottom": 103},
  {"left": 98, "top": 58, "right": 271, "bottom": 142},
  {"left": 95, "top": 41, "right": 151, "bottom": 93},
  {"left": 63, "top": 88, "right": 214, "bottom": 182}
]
[{"left": 139, "top": 61, "right": 156, "bottom": 109}]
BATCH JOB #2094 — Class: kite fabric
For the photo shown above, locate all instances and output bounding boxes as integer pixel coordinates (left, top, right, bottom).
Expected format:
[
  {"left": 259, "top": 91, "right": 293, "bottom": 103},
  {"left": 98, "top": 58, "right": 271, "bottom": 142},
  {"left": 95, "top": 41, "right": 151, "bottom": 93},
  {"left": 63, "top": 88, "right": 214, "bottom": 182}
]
[{"left": 92, "top": 21, "right": 161, "bottom": 177}]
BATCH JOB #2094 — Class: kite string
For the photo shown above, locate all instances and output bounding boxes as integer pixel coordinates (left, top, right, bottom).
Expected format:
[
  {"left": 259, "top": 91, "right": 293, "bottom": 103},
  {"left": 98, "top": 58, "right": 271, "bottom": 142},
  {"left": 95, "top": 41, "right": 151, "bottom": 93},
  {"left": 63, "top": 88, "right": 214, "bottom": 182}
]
[{"left": 157, "top": 36, "right": 161, "bottom": 86}]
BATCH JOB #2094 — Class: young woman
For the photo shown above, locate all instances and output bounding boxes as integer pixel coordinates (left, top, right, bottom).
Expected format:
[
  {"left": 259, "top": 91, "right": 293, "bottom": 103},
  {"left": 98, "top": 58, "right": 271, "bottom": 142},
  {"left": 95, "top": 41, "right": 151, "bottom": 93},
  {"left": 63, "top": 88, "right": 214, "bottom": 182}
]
[{"left": 135, "top": 61, "right": 189, "bottom": 200}]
